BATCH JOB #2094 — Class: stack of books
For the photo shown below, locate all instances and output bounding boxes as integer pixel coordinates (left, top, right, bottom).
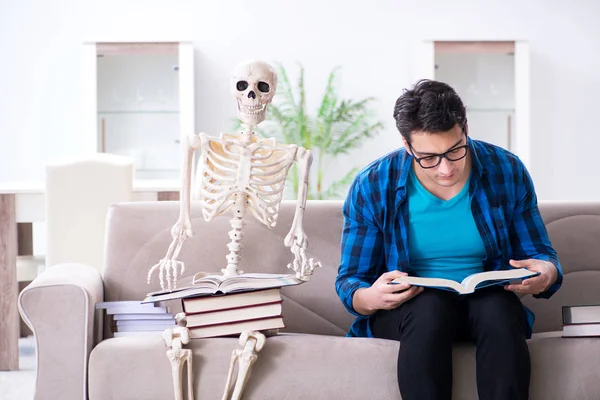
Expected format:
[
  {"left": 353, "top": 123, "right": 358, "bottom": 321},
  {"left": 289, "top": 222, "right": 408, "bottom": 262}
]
[
  {"left": 561, "top": 304, "right": 600, "bottom": 337},
  {"left": 183, "top": 288, "right": 284, "bottom": 339},
  {"left": 96, "top": 300, "right": 176, "bottom": 337},
  {"left": 143, "top": 272, "right": 303, "bottom": 339}
]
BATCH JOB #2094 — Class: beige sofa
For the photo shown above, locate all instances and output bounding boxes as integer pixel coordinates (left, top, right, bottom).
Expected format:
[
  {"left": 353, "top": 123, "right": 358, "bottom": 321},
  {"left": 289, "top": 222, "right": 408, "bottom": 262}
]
[{"left": 19, "top": 200, "right": 600, "bottom": 399}]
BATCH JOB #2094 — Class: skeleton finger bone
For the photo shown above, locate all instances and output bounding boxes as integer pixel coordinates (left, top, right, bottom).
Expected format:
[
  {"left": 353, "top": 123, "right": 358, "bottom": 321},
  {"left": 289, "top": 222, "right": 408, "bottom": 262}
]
[
  {"left": 148, "top": 233, "right": 187, "bottom": 291},
  {"left": 286, "top": 238, "right": 321, "bottom": 281}
]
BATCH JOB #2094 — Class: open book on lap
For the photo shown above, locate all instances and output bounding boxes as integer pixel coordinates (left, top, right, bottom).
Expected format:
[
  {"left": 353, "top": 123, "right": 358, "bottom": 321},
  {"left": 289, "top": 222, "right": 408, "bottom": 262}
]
[
  {"left": 390, "top": 268, "right": 540, "bottom": 295},
  {"left": 143, "top": 272, "right": 303, "bottom": 303}
]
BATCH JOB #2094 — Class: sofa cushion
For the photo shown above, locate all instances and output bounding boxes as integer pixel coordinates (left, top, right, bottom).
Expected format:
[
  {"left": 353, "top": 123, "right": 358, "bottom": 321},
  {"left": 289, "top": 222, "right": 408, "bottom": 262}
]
[{"left": 88, "top": 332, "right": 600, "bottom": 400}]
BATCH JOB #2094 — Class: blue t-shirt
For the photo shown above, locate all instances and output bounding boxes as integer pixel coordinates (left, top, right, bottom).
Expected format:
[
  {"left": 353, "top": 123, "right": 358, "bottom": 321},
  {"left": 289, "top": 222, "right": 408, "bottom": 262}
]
[{"left": 407, "top": 167, "right": 486, "bottom": 282}]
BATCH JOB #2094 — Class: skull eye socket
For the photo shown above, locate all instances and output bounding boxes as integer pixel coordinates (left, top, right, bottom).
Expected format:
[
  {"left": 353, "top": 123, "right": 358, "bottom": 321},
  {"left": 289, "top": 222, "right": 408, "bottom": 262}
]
[
  {"left": 236, "top": 81, "right": 249, "bottom": 91},
  {"left": 257, "top": 82, "right": 270, "bottom": 93}
]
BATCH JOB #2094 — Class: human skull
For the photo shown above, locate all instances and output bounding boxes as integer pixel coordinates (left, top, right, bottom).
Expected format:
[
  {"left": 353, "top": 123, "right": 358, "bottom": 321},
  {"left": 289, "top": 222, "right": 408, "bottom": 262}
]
[{"left": 231, "top": 60, "right": 278, "bottom": 127}]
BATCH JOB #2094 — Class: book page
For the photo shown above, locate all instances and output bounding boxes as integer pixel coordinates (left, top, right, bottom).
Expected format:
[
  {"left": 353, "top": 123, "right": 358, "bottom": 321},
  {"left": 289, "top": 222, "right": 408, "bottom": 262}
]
[
  {"left": 220, "top": 273, "right": 303, "bottom": 292},
  {"left": 391, "top": 276, "right": 467, "bottom": 294},
  {"left": 225, "top": 273, "right": 297, "bottom": 280},
  {"left": 461, "top": 269, "right": 539, "bottom": 292},
  {"left": 192, "top": 272, "right": 226, "bottom": 287}
]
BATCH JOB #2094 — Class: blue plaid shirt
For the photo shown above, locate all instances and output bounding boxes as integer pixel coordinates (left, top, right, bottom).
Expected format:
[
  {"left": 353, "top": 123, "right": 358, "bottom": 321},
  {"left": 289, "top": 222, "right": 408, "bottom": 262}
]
[{"left": 335, "top": 138, "right": 562, "bottom": 339}]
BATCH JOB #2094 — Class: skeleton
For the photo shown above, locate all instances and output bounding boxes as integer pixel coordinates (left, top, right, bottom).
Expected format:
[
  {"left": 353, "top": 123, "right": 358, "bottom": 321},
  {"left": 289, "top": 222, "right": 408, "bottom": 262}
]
[
  {"left": 147, "top": 60, "right": 322, "bottom": 400},
  {"left": 148, "top": 59, "right": 320, "bottom": 291},
  {"left": 163, "top": 313, "right": 194, "bottom": 400}
]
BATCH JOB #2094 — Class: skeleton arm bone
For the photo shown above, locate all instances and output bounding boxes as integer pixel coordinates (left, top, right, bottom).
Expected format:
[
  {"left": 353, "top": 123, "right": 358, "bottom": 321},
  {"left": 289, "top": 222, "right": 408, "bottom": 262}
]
[
  {"left": 180, "top": 133, "right": 202, "bottom": 234},
  {"left": 284, "top": 148, "right": 322, "bottom": 280},
  {"left": 148, "top": 133, "right": 202, "bottom": 292}
]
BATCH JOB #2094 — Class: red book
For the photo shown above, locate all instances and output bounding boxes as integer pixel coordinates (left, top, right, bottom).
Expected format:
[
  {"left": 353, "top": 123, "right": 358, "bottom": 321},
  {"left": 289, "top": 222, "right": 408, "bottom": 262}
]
[
  {"left": 185, "top": 300, "right": 283, "bottom": 328},
  {"left": 188, "top": 316, "right": 285, "bottom": 339},
  {"left": 182, "top": 288, "right": 282, "bottom": 313}
]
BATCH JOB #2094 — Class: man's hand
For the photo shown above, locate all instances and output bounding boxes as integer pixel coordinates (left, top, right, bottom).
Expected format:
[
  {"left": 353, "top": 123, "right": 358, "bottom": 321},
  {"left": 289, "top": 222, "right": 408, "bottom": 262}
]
[
  {"left": 353, "top": 270, "right": 424, "bottom": 316},
  {"left": 504, "top": 259, "right": 558, "bottom": 295}
]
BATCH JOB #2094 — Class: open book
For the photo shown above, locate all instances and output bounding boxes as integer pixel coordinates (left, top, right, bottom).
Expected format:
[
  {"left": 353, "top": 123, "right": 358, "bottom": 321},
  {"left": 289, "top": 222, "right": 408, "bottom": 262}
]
[
  {"left": 143, "top": 272, "right": 303, "bottom": 303},
  {"left": 390, "top": 269, "right": 540, "bottom": 295}
]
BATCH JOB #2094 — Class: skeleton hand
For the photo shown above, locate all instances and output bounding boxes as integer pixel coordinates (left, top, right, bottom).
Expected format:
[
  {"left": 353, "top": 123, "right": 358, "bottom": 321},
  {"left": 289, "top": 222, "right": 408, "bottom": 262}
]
[
  {"left": 148, "top": 218, "right": 193, "bottom": 292},
  {"left": 285, "top": 229, "right": 321, "bottom": 281}
]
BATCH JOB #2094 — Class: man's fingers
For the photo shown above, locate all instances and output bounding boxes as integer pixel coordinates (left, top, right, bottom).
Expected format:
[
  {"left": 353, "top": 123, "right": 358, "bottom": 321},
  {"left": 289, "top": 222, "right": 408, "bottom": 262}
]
[
  {"left": 387, "top": 286, "right": 423, "bottom": 303},
  {"left": 505, "top": 283, "right": 527, "bottom": 292},
  {"left": 509, "top": 259, "right": 531, "bottom": 268},
  {"left": 381, "top": 270, "right": 408, "bottom": 282},
  {"left": 505, "top": 283, "right": 538, "bottom": 294},
  {"left": 405, "top": 286, "right": 424, "bottom": 300},
  {"left": 520, "top": 276, "right": 540, "bottom": 285},
  {"left": 384, "top": 282, "right": 410, "bottom": 293}
]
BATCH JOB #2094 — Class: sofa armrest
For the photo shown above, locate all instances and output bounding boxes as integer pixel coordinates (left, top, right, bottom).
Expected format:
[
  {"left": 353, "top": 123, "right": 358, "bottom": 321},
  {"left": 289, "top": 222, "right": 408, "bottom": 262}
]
[{"left": 18, "top": 263, "right": 103, "bottom": 400}]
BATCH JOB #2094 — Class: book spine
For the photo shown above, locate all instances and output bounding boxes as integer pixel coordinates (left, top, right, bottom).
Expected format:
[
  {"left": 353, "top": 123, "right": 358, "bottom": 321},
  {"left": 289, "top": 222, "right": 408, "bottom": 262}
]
[
  {"left": 183, "top": 300, "right": 283, "bottom": 316},
  {"left": 188, "top": 315, "right": 285, "bottom": 330}
]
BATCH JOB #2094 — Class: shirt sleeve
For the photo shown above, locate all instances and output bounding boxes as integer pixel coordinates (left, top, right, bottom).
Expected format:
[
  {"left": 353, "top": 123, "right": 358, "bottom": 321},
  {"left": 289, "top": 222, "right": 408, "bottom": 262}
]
[
  {"left": 335, "top": 178, "right": 384, "bottom": 316},
  {"left": 509, "top": 162, "right": 563, "bottom": 299}
]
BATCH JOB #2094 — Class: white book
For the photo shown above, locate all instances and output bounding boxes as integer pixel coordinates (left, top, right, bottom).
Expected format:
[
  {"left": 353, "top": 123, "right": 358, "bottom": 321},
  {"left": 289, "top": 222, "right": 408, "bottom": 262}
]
[
  {"left": 562, "top": 323, "right": 600, "bottom": 337},
  {"left": 391, "top": 269, "right": 540, "bottom": 295},
  {"left": 106, "top": 306, "right": 168, "bottom": 315},
  {"left": 182, "top": 288, "right": 282, "bottom": 314},
  {"left": 113, "top": 331, "right": 164, "bottom": 337},
  {"left": 116, "top": 319, "right": 176, "bottom": 327},
  {"left": 113, "top": 313, "right": 175, "bottom": 321},
  {"left": 562, "top": 305, "right": 600, "bottom": 325},
  {"left": 143, "top": 273, "right": 301, "bottom": 303},
  {"left": 186, "top": 301, "right": 283, "bottom": 328},
  {"left": 96, "top": 301, "right": 157, "bottom": 310},
  {"left": 116, "top": 325, "right": 174, "bottom": 332},
  {"left": 189, "top": 316, "right": 284, "bottom": 339}
]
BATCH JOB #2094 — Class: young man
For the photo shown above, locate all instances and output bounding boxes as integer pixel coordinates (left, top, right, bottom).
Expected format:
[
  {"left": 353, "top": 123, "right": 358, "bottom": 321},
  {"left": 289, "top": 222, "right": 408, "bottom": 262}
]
[{"left": 335, "top": 79, "right": 562, "bottom": 400}]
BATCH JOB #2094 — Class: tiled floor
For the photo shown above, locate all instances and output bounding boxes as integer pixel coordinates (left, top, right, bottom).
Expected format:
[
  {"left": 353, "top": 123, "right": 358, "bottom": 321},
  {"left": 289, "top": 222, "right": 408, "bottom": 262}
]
[{"left": 0, "top": 336, "right": 36, "bottom": 400}]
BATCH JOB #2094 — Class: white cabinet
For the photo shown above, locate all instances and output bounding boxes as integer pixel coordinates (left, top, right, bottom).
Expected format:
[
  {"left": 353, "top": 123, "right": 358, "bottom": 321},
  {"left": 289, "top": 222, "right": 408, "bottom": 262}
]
[{"left": 84, "top": 42, "right": 195, "bottom": 179}]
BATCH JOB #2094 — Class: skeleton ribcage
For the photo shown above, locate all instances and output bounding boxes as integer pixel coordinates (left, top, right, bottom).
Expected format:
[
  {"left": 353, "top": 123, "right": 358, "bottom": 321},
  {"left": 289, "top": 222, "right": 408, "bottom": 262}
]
[{"left": 198, "top": 136, "right": 297, "bottom": 228}]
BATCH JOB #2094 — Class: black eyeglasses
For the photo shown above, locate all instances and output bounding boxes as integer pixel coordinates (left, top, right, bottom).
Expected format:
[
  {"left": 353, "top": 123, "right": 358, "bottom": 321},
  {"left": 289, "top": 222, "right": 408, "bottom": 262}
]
[{"left": 407, "top": 136, "right": 469, "bottom": 169}]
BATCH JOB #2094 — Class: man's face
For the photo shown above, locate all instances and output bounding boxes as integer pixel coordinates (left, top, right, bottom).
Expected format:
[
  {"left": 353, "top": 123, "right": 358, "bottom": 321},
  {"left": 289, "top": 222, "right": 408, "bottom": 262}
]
[{"left": 403, "top": 124, "right": 469, "bottom": 188}]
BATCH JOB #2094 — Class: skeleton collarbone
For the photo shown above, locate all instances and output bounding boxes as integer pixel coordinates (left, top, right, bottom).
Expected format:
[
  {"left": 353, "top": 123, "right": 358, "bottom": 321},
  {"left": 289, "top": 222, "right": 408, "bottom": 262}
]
[{"left": 199, "top": 133, "right": 298, "bottom": 227}]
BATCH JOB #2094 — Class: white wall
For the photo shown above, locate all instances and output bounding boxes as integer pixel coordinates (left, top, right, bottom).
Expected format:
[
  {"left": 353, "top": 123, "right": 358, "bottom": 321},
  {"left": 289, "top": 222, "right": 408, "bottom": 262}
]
[
  {"left": 435, "top": 52, "right": 515, "bottom": 150},
  {"left": 1, "top": 0, "right": 599, "bottom": 200}
]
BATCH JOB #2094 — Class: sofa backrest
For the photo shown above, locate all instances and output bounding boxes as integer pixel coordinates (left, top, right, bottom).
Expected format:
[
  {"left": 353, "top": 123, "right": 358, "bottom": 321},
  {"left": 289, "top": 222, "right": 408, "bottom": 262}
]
[
  {"left": 521, "top": 202, "right": 600, "bottom": 333},
  {"left": 103, "top": 200, "right": 600, "bottom": 336},
  {"left": 103, "top": 200, "right": 354, "bottom": 336}
]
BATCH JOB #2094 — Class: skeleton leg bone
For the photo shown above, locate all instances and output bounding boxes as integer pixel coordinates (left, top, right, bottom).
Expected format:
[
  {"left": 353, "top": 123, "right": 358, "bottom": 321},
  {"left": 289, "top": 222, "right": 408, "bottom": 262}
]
[
  {"left": 221, "top": 348, "right": 239, "bottom": 400},
  {"left": 222, "top": 331, "right": 266, "bottom": 400},
  {"left": 163, "top": 326, "right": 195, "bottom": 400}
]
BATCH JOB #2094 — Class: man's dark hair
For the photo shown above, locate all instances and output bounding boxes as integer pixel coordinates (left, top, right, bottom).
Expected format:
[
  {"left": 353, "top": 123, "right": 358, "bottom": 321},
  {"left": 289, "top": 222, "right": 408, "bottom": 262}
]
[{"left": 393, "top": 79, "right": 467, "bottom": 141}]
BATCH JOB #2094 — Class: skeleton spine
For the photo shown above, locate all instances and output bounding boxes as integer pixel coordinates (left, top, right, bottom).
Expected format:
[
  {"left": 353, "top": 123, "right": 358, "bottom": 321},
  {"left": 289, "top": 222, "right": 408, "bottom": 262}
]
[{"left": 223, "top": 194, "right": 247, "bottom": 276}]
